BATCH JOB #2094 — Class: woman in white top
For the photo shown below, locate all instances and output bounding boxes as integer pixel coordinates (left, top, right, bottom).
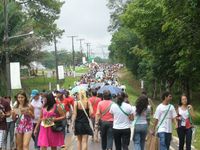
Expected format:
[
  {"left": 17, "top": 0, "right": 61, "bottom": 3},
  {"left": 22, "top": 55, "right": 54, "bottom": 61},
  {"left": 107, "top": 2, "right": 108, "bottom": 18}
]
[
  {"left": 110, "top": 92, "right": 134, "bottom": 150},
  {"left": 177, "top": 94, "right": 195, "bottom": 150},
  {"left": 132, "top": 95, "right": 149, "bottom": 150}
]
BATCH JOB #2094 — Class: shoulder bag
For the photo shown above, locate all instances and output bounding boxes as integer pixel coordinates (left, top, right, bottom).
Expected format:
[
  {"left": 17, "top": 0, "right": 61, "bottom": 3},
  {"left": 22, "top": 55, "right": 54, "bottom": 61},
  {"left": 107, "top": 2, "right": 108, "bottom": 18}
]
[
  {"left": 51, "top": 105, "right": 66, "bottom": 132},
  {"left": 117, "top": 103, "right": 134, "bottom": 121}
]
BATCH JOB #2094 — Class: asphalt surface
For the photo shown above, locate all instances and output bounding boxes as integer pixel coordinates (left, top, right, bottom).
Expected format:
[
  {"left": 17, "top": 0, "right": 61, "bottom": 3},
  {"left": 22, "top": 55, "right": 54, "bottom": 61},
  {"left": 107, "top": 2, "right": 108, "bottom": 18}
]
[{"left": 5, "top": 129, "right": 194, "bottom": 150}]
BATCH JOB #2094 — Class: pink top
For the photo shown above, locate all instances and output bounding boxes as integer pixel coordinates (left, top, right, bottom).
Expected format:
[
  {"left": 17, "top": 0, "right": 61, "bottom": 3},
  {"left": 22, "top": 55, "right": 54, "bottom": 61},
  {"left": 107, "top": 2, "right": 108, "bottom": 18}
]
[
  {"left": 89, "top": 96, "right": 101, "bottom": 118},
  {"left": 97, "top": 100, "right": 113, "bottom": 122}
]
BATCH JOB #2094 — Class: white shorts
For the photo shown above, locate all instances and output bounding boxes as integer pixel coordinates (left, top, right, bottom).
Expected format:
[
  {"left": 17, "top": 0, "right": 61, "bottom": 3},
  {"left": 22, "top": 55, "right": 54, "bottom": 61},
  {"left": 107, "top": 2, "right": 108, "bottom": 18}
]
[{"left": 0, "top": 130, "right": 6, "bottom": 148}]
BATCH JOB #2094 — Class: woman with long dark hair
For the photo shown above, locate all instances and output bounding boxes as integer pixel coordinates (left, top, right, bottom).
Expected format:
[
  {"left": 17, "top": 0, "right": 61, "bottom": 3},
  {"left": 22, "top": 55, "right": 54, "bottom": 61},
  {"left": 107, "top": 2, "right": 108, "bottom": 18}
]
[
  {"left": 132, "top": 95, "right": 149, "bottom": 150},
  {"left": 34, "top": 93, "right": 65, "bottom": 150},
  {"left": 109, "top": 92, "right": 134, "bottom": 150},
  {"left": 12, "top": 91, "right": 34, "bottom": 150},
  {"left": 177, "top": 94, "right": 195, "bottom": 150}
]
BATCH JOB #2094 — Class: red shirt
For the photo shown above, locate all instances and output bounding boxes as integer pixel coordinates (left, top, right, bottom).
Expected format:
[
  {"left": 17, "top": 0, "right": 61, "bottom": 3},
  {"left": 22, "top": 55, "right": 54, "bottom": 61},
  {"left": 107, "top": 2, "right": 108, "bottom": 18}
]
[
  {"left": 55, "top": 98, "right": 68, "bottom": 112},
  {"left": 64, "top": 96, "right": 74, "bottom": 112},
  {"left": 89, "top": 96, "right": 101, "bottom": 118},
  {"left": 97, "top": 100, "right": 113, "bottom": 122}
]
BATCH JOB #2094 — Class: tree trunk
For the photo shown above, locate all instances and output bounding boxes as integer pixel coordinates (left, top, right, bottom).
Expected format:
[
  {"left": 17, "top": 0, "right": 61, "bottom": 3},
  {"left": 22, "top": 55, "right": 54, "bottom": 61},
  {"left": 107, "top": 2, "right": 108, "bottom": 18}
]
[
  {"left": 0, "top": 55, "right": 9, "bottom": 96},
  {"left": 153, "top": 79, "right": 157, "bottom": 99},
  {"left": 0, "top": 67, "right": 8, "bottom": 96},
  {"left": 181, "top": 78, "right": 190, "bottom": 100}
]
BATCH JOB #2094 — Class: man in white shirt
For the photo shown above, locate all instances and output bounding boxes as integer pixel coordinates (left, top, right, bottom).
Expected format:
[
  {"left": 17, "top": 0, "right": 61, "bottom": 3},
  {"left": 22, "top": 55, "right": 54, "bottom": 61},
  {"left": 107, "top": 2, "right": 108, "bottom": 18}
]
[
  {"left": 30, "top": 89, "right": 43, "bottom": 150},
  {"left": 153, "top": 91, "right": 178, "bottom": 150}
]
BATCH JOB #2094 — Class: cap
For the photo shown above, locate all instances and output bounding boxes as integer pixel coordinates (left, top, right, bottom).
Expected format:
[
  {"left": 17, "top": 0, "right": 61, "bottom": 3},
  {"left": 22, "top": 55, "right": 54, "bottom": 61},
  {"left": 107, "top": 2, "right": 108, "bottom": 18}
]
[
  {"left": 31, "top": 89, "right": 39, "bottom": 97},
  {"left": 58, "top": 89, "right": 66, "bottom": 95}
]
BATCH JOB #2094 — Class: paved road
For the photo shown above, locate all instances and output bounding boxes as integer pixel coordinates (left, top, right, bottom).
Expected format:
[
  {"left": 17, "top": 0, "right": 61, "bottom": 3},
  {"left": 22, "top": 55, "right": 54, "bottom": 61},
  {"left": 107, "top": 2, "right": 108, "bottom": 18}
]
[{"left": 24, "top": 130, "right": 195, "bottom": 150}]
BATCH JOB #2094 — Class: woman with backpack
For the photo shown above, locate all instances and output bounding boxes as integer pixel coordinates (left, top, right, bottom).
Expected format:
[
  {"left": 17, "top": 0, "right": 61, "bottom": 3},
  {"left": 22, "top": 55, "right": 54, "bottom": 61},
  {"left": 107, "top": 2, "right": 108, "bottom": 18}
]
[{"left": 177, "top": 94, "right": 195, "bottom": 150}]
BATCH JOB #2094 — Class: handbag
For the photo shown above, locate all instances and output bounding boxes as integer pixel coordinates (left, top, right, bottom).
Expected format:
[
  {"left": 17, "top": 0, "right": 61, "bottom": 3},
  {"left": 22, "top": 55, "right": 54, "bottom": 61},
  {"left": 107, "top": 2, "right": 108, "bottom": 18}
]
[
  {"left": 147, "top": 104, "right": 171, "bottom": 150},
  {"left": 51, "top": 119, "right": 66, "bottom": 132},
  {"left": 79, "top": 100, "right": 94, "bottom": 132},
  {"left": 51, "top": 105, "right": 66, "bottom": 132},
  {"left": 146, "top": 134, "right": 160, "bottom": 150}
]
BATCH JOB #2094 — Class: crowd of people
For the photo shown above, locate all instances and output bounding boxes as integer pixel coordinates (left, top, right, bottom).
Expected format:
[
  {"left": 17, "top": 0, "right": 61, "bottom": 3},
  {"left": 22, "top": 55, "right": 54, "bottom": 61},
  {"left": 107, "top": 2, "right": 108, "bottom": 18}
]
[{"left": 0, "top": 63, "right": 196, "bottom": 150}]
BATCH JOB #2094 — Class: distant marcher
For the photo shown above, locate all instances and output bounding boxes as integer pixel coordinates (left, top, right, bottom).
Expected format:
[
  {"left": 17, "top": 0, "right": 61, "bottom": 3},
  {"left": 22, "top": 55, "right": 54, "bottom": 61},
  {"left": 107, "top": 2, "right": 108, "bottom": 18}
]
[
  {"left": 110, "top": 92, "right": 134, "bottom": 150},
  {"left": 30, "top": 89, "right": 43, "bottom": 149},
  {"left": 0, "top": 97, "right": 11, "bottom": 150},
  {"left": 35, "top": 93, "right": 65, "bottom": 150},
  {"left": 152, "top": 91, "right": 177, "bottom": 150},
  {"left": 88, "top": 89, "right": 101, "bottom": 141},
  {"left": 177, "top": 94, "right": 195, "bottom": 150},
  {"left": 96, "top": 90, "right": 114, "bottom": 150},
  {"left": 12, "top": 91, "right": 34, "bottom": 150},
  {"left": 132, "top": 95, "right": 150, "bottom": 150},
  {"left": 4, "top": 96, "right": 15, "bottom": 150},
  {"left": 72, "top": 90, "right": 93, "bottom": 150}
]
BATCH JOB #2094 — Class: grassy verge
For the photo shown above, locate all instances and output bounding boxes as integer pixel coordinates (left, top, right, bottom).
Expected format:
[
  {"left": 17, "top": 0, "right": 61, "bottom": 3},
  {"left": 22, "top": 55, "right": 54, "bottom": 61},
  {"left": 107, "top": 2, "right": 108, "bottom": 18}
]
[
  {"left": 117, "top": 68, "right": 141, "bottom": 105},
  {"left": 75, "top": 66, "right": 89, "bottom": 74},
  {"left": 13, "top": 76, "right": 79, "bottom": 96},
  {"left": 62, "top": 76, "right": 80, "bottom": 89}
]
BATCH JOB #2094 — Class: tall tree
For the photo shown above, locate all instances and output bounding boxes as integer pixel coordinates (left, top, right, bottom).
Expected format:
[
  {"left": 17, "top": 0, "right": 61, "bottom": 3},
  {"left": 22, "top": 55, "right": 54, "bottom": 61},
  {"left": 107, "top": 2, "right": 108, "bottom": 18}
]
[{"left": 0, "top": 0, "right": 64, "bottom": 95}]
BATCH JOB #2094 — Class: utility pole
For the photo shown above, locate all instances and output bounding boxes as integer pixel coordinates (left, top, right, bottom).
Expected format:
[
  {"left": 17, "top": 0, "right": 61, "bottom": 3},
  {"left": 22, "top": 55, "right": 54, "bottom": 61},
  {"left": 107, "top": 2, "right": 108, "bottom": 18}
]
[
  {"left": 68, "top": 36, "right": 77, "bottom": 73},
  {"left": 86, "top": 43, "right": 90, "bottom": 61},
  {"left": 77, "top": 39, "right": 84, "bottom": 56},
  {"left": 53, "top": 35, "right": 59, "bottom": 85}
]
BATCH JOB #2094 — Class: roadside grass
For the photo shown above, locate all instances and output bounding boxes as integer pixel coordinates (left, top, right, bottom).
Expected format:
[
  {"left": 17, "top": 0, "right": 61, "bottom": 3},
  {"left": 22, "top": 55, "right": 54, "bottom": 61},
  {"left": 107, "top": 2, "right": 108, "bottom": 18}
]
[
  {"left": 62, "top": 76, "right": 80, "bottom": 89},
  {"left": 75, "top": 66, "right": 89, "bottom": 73},
  {"left": 21, "top": 76, "right": 60, "bottom": 93},
  {"left": 13, "top": 76, "right": 79, "bottom": 96},
  {"left": 117, "top": 68, "right": 141, "bottom": 105}
]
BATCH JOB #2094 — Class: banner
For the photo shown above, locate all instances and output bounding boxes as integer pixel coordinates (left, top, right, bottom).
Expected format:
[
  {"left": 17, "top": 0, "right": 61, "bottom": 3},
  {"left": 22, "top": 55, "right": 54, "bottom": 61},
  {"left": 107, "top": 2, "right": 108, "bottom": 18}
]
[
  {"left": 10, "top": 62, "right": 22, "bottom": 89},
  {"left": 82, "top": 57, "right": 86, "bottom": 64},
  {"left": 58, "top": 65, "right": 64, "bottom": 80}
]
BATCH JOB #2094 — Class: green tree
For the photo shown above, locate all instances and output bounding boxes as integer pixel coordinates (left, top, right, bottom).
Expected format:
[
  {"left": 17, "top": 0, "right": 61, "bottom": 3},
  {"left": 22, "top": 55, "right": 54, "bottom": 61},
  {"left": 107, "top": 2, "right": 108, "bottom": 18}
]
[{"left": 0, "top": 0, "right": 64, "bottom": 95}]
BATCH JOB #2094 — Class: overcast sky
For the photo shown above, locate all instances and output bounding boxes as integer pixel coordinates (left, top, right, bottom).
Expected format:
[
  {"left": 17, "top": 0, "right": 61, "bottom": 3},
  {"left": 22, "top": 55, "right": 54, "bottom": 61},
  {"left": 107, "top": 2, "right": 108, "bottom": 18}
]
[{"left": 47, "top": 0, "right": 111, "bottom": 58}]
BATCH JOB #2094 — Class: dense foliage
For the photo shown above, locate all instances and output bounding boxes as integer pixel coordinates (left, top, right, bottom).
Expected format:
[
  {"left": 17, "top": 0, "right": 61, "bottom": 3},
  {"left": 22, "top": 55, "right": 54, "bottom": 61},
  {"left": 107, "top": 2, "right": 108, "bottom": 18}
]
[
  {"left": 108, "top": 0, "right": 200, "bottom": 99},
  {"left": 0, "top": 0, "right": 64, "bottom": 95}
]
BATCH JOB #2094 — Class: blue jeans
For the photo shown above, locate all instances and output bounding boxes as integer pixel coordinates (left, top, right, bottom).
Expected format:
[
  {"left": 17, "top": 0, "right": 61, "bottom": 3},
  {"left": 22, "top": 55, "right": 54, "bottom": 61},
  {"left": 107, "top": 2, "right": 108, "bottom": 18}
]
[
  {"left": 100, "top": 121, "right": 113, "bottom": 150},
  {"left": 133, "top": 124, "right": 148, "bottom": 150},
  {"left": 4, "top": 121, "right": 15, "bottom": 149},
  {"left": 157, "top": 132, "right": 172, "bottom": 150}
]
